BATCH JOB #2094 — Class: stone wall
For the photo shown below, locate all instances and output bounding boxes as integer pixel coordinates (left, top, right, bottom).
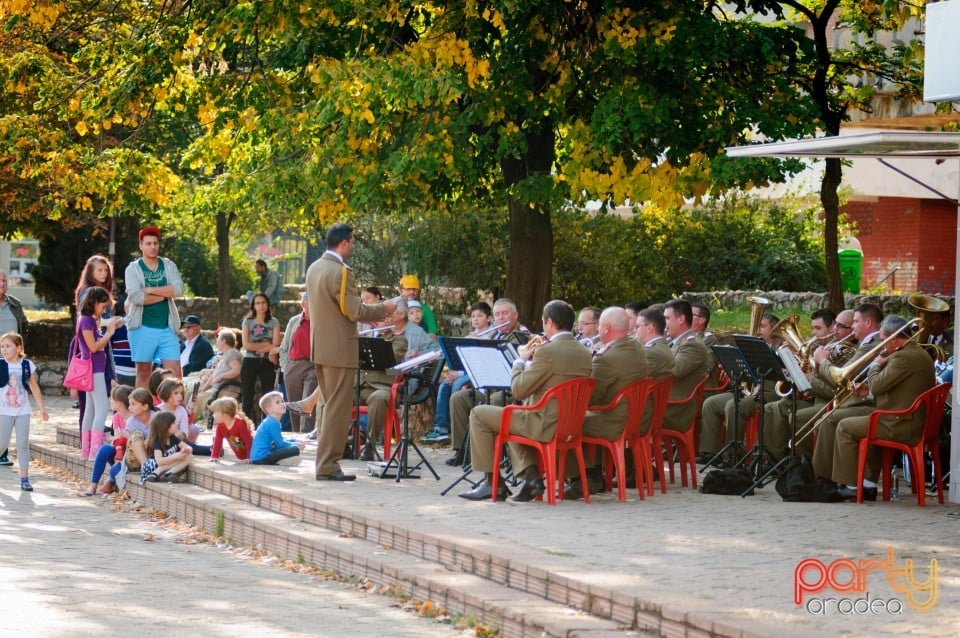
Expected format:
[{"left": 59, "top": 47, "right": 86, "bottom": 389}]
[{"left": 680, "top": 290, "right": 954, "bottom": 317}]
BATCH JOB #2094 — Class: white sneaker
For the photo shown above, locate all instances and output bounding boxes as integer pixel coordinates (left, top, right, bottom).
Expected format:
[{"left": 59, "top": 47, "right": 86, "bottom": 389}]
[{"left": 115, "top": 461, "right": 128, "bottom": 490}]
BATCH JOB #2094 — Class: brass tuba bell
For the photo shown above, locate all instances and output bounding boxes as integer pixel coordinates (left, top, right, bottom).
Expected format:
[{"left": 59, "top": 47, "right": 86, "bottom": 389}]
[
  {"left": 908, "top": 293, "right": 950, "bottom": 361},
  {"left": 746, "top": 295, "right": 771, "bottom": 337}
]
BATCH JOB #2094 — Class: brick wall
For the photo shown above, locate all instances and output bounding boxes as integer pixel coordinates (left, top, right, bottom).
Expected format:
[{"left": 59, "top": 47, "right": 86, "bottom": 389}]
[{"left": 843, "top": 196, "right": 956, "bottom": 294}]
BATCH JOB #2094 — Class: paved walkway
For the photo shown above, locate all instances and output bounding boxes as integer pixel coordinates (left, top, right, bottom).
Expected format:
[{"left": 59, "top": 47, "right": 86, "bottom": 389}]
[
  {"left": 0, "top": 399, "right": 471, "bottom": 637},
  {"left": 11, "top": 398, "right": 960, "bottom": 637}
]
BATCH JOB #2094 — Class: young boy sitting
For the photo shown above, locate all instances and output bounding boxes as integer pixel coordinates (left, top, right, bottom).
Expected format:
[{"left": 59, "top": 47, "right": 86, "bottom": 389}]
[{"left": 250, "top": 391, "right": 305, "bottom": 465}]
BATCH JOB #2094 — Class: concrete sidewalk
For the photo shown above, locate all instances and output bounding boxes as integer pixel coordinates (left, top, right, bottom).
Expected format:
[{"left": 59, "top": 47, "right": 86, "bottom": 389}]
[{"left": 17, "top": 398, "right": 960, "bottom": 637}]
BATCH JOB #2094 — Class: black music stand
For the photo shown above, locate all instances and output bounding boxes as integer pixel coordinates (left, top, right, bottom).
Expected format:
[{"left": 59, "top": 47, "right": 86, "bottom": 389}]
[
  {"left": 699, "top": 344, "right": 758, "bottom": 471},
  {"left": 438, "top": 339, "right": 518, "bottom": 496},
  {"left": 731, "top": 335, "right": 788, "bottom": 495},
  {"left": 376, "top": 351, "right": 443, "bottom": 481},
  {"left": 344, "top": 337, "right": 396, "bottom": 461}
]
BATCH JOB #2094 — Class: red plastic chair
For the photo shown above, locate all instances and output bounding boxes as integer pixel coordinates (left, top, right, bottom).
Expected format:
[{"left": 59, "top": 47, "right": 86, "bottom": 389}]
[
  {"left": 381, "top": 381, "right": 402, "bottom": 459},
  {"left": 659, "top": 377, "right": 708, "bottom": 489},
  {"left": 704, "top": 367, "right": 730, "bottom": 394},
  {"left": 490, "top": 377, "right": 596, "bottom": 505},
  {"left": 640, "top": 376, "right": 675, "bottom": 495},
  {"left": 582, "top": 378, "right": 653, "bottom": 502},
  {"left": 856, "top": 383, "right": 951, "bottom": 505}
]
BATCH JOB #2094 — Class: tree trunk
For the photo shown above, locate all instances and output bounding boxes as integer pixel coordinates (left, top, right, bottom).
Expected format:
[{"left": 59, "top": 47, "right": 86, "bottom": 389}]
[
  {"left": 216, "top": 212, "right": 234, "bottom": 325},
  {"left": 501, "top": 125, "right": 555, "bottom": 330},
  {"left": 821, "top": 157, "right": 844, "bottom": 311}
]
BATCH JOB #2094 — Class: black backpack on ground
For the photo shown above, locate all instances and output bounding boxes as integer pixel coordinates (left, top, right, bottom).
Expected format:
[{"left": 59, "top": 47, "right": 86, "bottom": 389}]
[
  {"left": 775, "top": 455, "right": 842, "bottom": 502},
  {"left": 700, "top": 467, "right": 756, "bottom": 496}
]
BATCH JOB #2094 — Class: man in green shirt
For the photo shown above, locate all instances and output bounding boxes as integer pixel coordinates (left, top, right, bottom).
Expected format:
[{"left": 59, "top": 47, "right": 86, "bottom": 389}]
[
  {"left": 124, "top": 227, "right": 184, "bottom": 388},
  {"left": 398, "top": 274, "right": 437, "bottom": 336}
]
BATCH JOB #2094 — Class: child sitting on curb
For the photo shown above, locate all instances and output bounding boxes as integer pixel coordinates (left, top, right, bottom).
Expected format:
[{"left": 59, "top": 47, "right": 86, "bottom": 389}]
[
  {"left": 209, "top": 397, "right": 253, "bottom": 463},
  {"left": 250, "top": 391, "right": 304, "bottom": 465}
]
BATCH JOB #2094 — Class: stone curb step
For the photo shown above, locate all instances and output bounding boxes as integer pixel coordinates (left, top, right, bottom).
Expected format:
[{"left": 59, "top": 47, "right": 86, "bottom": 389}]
[
  {"left": 34, "top": 440, "right": 638, "bottom": 638},
  {"left": 46, "top": 428, "right": 764, "bottom": 638}
]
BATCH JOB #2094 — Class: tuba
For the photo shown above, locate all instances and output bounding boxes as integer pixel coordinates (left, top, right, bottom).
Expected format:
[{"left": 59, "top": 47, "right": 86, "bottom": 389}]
[
  {"left": 747, "top": 295, "right": 771, "bottom": 337},
  {"left": 908, "top": 293, "right": 950, "bottom": 362}
]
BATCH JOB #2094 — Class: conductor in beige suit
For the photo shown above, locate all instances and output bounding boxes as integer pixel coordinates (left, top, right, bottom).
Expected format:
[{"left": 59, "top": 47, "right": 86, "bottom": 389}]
[{"left": 306, "top": 224, "right": 395, "bottom": 481}]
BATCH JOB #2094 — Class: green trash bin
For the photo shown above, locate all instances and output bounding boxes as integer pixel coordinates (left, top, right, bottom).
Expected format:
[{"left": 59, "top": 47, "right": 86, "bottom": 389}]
[{"left": 838, "top": 249, "right": 863, "bottom": 294}]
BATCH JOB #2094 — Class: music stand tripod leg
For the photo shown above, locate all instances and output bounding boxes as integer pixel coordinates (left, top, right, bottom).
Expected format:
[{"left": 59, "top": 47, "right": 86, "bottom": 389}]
[
  {"left": 379, "top": 379, "right": 440, "bottom": 481},
  {"left": 440, "top": 428, "right": 483, "bottom": 495}
]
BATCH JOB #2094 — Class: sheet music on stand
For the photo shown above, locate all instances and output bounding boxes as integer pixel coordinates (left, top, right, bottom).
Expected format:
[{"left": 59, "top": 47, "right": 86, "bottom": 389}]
[
  {"left": 776, "top": 346, "right": 812, "bottom": 394},
  {"left": 439, "top": 338, "right": 518, "bottom": 390},
  {"left": 388, "top": 350, "right": 443, "bottom": 374},
  {"left": 359, "top": 336, "right": 397, "bottom": 372}
]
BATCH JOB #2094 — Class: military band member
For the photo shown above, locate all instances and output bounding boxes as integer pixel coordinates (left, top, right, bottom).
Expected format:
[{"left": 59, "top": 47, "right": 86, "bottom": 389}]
[
  {"left": 576, "top": 306, "right": 602, "bottom": 351},
  {"left": 831, "top": 315, "right": 936, "bottom": 500},
  {"left": 459, "top": 300, "right": 592, "bottom": 502},
  {"left": 809, "top": 303, "right": 884, "bottom": 483},
  {"left": 761, "top": 308, "right": 838, "bottom": 461},
  {"left": 636, "top": 307, "right": 676, "bottom": 435},
  {"left": 564, "top": 307, "right": 647, "bottom": 500},
  {"left": 306, "top": 224, "right": 394, "bottom": 481},
  {"left": 445, "top": 298, "right": 529, "bottom": 465},
  {"left": 697, "top": 312, "right": 780, "bottom": 463},
  {"left": 662, "top": 299, "right": 710, "bottom": 433}
]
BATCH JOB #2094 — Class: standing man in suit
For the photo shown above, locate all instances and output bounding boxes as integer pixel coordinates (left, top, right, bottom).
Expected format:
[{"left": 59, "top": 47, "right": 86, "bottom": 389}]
[
  {"left": 460, "top": 300, "right": 593, "bottom": 502},
  {"left": 179, "top": 315, "right": 215, "bottom": 376},
  {"left": 832, "top": 315, "right": 936, "bottom": 500},
  {"left": 662, "top": 299, "right": 709, "bottom": 433},
  {"left": 306, "top": 224, "right": 395, "bottom": 481},
  {"left": 564, "top": 307, "right": 647, "bottom": 500}
]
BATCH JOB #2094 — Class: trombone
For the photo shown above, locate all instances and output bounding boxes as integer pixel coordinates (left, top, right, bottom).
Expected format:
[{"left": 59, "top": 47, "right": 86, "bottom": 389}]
[{"left": 794, "top": 318, "right": 922, "bottom": 446}]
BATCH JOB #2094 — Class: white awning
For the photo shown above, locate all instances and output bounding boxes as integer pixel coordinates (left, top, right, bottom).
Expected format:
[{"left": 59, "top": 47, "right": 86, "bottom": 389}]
[{"left": 725, "top": 131, "right": 960, "bottom": 159}]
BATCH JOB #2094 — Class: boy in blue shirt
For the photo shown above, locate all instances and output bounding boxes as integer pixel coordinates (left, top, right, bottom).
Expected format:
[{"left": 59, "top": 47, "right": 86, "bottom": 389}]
[{"left": 250, "top": 391, "right": 304, "bottom": 465}]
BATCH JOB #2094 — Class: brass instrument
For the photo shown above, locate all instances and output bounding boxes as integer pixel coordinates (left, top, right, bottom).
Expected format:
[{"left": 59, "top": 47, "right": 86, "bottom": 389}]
[
  {"left": 826, "top": 332, "right": 857, "bottom": 365},
  {"left": 518, "top": 334, "right": 545, "bottom": 359},
  {"left": 747, "top": 295, "right": 771, "bottom": 337},
  {"left": 771, "top": 315, "right": 807, "bottom": 398},
  {"left": 908, "top": 293, "right": 951, "bottom": 362},
  {"left": 794, "top": 318, "right": 922, "bottom": 445}
]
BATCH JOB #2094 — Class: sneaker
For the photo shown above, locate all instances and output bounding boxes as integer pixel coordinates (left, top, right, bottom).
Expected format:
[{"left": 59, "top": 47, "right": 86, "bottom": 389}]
[
  {"left": 20, "top": 477, "right": 33, "bottom": 492},
  {"left": 139, "top": 471, "right": 158, "bottom": 485},
  {"left": 115, "top": 461, "right": 128, "bottom": 490},
  {"left": 306, "top": 429, "right": 317, "bottom": 441},
  {"left": 0, "top": 450, "right": 11, "bottom": 466},
  {"left": 420, "top": 429, "right": 451, "bottom": 444}
]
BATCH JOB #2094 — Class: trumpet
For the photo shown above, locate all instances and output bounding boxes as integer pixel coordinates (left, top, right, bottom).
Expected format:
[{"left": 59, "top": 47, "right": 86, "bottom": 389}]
[{"left": 794, "top": 318, "right": 922, "bottom": 446}]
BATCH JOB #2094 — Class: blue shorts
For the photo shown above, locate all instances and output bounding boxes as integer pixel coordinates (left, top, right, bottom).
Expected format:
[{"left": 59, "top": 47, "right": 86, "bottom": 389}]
[{"left": 129, "top": 326, "right": 181, "bottom": 363}]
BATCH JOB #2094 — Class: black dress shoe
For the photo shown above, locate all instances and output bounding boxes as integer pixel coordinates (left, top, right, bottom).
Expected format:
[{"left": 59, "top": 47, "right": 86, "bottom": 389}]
[
  {"left": 359, "top": 445, "right": 376, "bottom": 462},
  {"left": 511, "top": 477, "right": 546, "bottom": 502},
  {"left": 563, "top": 480, "right": 585, "bottom": 500},
  {"left": 696, "top": 452, "right": 716, "bottom": 465},
  {"left": 316, "top": 470, "right": 357, "bottom": 481},
  {"left": 837, "top": 485, "right": 877, "bottom": 501},
  {"left": 445, "top": 451, "right": 464, "bottom": 466}
]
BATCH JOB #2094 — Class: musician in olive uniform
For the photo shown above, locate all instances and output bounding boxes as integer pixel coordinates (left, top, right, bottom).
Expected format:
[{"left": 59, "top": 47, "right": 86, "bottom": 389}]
[
  {"left": 692, "top": 304, "right": 722, "bottom": 394},
  {"left": 306, "top": 224, "right": 394, "bottom": 481},
  {"left": 697, "top": 312, "right": 781, "bottom": 463},
  {"left": 810, "top": 303, "right": 883, "bottom": 483},
  {"left": 357, "top": 315, "right": 408, "bottom": 461},
  {"left": 761, "top": 308, "right": 838, "bottom": 461},
  {"left": 662, "top": 299, "right": 710, "bottom": 433},
  {"left": 832, "top": 315, "right": 936, "bottom": 500},
  {"left": 926, "top": 308, "right": 953, "bottom": 361},
  {"left": 460, "top": 300, "right": 592, "bottom": 502},
  {"left": 446, "top": 298, "right": 528, "bottom": 464},
  {"left": 564, "top": 307, "right": 647, "bottom": 499},
  {"left": 636, "top": 307, "right": 676, "bottom": 435}
]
